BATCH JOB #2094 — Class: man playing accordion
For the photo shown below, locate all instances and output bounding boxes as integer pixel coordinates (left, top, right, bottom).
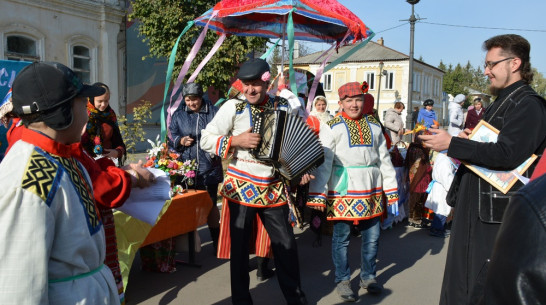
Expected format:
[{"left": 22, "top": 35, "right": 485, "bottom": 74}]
[
  {"left": 200, "top": 58, "right": 308, "bottom": 305},
  {"left": 307, "top": 81, "right": 399, "bottom": 302}
]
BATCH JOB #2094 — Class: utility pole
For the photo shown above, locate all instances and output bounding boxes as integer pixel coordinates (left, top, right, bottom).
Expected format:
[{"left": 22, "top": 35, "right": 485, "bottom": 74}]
[
  {"left": 376, "top": 61, "right": 384, "bottom": 113},
  {"left": 401, "top": 0, "right": 424, "bottom": 130}
]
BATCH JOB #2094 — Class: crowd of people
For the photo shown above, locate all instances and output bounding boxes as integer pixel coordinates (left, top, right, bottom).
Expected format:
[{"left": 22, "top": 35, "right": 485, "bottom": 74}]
[{"left": 0, "top": 33, "right": 545, "bottom": 305}]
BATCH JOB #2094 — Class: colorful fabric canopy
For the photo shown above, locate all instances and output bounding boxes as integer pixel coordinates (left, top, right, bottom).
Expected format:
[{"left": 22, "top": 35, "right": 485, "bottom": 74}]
[{"left": 195, "top": 0, "right": 372, "bottom": 43}]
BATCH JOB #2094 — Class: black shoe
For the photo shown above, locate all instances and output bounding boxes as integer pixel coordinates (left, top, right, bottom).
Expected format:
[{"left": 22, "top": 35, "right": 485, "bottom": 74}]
[
  {"left": 409, "top": 222, "right": 427, "bottom": 229},
  {"left": 256, "top": 256, "right": 274, "bottom": 282},
  {"left": 430, "top": 229, "right": 450, "bottom": 238},
  {"left": 257, "top": 268, "right": 275, "bottom": 282}
]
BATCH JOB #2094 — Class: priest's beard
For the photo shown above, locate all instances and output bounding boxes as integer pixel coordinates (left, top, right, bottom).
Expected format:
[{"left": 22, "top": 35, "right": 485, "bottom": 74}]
[{"left": 489, "top": 84, "right": 501, "bottom": 97}]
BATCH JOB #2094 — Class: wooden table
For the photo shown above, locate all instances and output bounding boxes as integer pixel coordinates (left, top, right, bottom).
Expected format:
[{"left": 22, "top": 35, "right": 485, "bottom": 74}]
[{"left": 114, "top": 190, "right": 212, "bottom": 290}]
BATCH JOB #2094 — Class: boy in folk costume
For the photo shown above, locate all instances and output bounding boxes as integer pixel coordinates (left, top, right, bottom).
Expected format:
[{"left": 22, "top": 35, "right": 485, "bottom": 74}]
[
  {"left": 200, "top": 58, "right": 307, "bottom": 305},
  {"left": 0, "top": 62, "right": 120, "bottom": 304},
  {"left": 307, "top": 82, "right": 399, "bottom": 302}
]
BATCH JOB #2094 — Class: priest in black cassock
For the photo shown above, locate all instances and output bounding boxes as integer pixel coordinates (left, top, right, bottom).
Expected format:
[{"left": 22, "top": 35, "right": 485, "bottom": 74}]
[{"left": 420, "top": 34, "right": 546, "bottom": 305}]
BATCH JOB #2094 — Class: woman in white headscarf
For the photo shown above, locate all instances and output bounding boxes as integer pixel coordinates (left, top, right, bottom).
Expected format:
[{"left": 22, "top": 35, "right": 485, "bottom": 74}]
[
  {"left": 310, "top": 96, "right": 333, "bottom": 124},
  {"left": 448, "top": 94, "right": 466, "bottom": 136}
]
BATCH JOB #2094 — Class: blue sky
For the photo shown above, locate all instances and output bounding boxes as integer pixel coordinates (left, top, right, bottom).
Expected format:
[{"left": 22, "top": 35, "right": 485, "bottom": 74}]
[{"left": 311, "top": 0, "right": 546, "bottom": 75}]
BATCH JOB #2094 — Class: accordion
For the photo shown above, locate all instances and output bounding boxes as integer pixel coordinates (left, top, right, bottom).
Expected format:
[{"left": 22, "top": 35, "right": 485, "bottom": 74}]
[{"left": 250, "top": 110, "right": 324, "bottom": 180}]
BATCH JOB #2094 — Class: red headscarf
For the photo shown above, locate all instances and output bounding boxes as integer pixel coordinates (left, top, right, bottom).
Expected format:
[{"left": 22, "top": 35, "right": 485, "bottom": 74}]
[{"left": 363, "top": 94, "right": 374, "bottom": 115}]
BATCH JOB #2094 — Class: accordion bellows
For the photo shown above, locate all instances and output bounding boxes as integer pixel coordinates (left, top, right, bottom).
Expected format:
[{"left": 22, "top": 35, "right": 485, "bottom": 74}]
[{"left": 251, "top": 110, "right": 324, "bottom": 180}]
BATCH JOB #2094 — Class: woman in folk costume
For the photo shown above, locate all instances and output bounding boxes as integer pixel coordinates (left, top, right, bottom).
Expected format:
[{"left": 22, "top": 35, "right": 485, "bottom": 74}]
[
  {"left": 425, "top": 151, "right": 459, "bottom": 238},
  {"left": 405, "top": 133, "right": 433, "bottom": 228},
  {"left": 81, "top": 82, "right": 126, "bottom": 166},
  {"left": 310, "top": 95, "right": 333, "bottom": 124},
  {"left": 448, "top": 94, "right": 466, "bottom": 136},
  {"left": 81, "top": 82, "right": 128, "bottom": 302},
  {"left": 307, "top": 82, "right": 398, "bottom": 302}
]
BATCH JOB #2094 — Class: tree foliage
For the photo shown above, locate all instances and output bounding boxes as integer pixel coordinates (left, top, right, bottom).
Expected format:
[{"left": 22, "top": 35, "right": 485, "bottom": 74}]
[
  {"left": 440, "top": 61, "right": 488, "bottom": 96},
  {"left": 440, "top": 60, "right": 546, "bottom": 99},
  {"left": 531, "top": 68, "right": 546, "bottom": 98},
  {"left": 119, "top": 101, "right": 152, "bottom": 153},
  {"left": 128, "top": 0, "right": 269, "bottom": 97}
]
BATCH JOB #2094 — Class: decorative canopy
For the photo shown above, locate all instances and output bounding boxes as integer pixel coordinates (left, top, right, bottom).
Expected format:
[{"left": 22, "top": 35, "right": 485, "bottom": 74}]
[{"left": 194, "top": 0, "right": 372, "bottom": 43}]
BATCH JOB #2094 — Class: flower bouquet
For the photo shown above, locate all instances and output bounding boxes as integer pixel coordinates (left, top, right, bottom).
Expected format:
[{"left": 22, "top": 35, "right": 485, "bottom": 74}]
[{"left": 144, "top": 135, "right": 197, "bottom": 196}]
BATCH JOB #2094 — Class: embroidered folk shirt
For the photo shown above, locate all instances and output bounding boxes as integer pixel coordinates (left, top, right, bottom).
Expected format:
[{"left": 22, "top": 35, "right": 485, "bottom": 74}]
[
  {"left": 0, "top": 128, "right": 119, "bottom": 305},
  {"left": 307, "top": 112, "right": 399, "bottom": 222},
  {"left": 200, "top": 91, "right": 300, "bottom": 207}
]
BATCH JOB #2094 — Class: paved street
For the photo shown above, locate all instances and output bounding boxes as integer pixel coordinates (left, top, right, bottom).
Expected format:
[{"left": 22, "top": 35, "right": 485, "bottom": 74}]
[{"left": 124, "top": 216, "right": 448, "bottom": 305}]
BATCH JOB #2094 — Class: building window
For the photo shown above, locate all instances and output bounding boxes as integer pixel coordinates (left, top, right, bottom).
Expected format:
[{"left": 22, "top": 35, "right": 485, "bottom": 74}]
[
  {"left": 5, "top": 35, "right": 39, "bottom": 61},
  {"left": 412, "top": 72, "right": 421, "bottom": 92},
  {"left": 72, "top": 45, "right": 91, "bottom": 83},
  {"left": 383, "top": 71, "right": 394, "bottom": 90},
  {"left": 423, "top": 74, "right": 430, "bottom": 95},
  {"left": 433, "top": 78, "right": 441, "bottom": 96},
  {"left": 323, "top": 73, "right": 332, "bottom": 91},
  {"left": 366, "top": 72, "right": 375, "bottom": 90}
]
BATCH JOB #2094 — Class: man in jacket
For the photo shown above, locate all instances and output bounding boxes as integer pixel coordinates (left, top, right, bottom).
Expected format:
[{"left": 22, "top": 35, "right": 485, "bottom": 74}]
[{"left": 420, "top": 34, "right": 546, "bottom": 305}]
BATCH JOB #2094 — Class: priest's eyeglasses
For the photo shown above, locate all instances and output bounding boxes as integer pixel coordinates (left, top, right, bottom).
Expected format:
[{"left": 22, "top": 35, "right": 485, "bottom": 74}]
[{"left": 484, "top": 57, "right": 514, "bottom": 70}]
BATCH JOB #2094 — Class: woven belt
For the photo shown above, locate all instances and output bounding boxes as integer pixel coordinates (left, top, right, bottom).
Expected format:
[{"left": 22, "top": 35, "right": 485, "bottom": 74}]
[
  {"left": 334, "top": 164, "right": 377, "bottom": 196},
  {"left": 48, "top": 264, "right": 104, "bottom": 283}
]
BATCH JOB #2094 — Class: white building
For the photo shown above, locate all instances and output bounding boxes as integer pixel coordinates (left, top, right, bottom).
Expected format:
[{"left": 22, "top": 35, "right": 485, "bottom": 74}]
[
  {"left": 1, "top": 0, "right": 126, "bottom": 113},
  {"left": 292, "top": 37, "right": 446, "bottom": 127}
]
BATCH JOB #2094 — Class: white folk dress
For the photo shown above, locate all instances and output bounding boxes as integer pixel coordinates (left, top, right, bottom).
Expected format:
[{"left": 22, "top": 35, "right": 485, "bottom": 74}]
[
  {"left": 425, "top": 153, "right": 456, "bottom": 217},
  {"left": 0, "top": 129, "right": 119, "bottom": 305},
  {"left": 307, "top": 113, "right": 399, "bottom": 223}
]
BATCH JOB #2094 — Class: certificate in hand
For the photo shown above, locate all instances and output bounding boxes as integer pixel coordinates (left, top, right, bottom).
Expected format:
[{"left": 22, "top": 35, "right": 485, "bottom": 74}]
[
  {"left": 116, "top": 168, "right": 171, "bottom": 224},
  {"left": 463, "top": 120, "right": 537, "bottom": 194}
]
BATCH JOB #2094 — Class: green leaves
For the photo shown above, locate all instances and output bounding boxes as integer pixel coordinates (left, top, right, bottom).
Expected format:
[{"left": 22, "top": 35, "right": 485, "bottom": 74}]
[
  {"left": 119, "top": 101, "right": 152, "bottom": 153},
  {"left": 129, "top": 0, "right": 268, "bottom": 96}
]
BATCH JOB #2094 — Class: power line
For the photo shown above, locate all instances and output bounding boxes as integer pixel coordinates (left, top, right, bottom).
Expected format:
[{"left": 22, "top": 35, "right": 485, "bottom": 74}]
[
  {"left": 420, "top": 21, "right": 546, "bottom": 33},
  {"left": 376, "top": 22, "right": 409, "bottom": 34}
]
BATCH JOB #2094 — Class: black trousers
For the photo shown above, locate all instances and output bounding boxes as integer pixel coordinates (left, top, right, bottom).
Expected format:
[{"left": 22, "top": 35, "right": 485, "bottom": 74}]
[{"left": 228, "top": 201, "right": 307, "bottom": 305}]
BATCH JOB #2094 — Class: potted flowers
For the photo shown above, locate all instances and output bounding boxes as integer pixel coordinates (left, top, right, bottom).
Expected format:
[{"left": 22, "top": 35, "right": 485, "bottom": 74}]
[{"left": 144, "top": 135, "right": 197, "bottom": 196}]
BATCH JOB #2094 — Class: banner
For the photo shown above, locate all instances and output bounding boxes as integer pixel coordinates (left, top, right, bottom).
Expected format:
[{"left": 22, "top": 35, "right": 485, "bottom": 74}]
[
  {"left": 0, "top": 60, "right": 32, "bottom": 100},
  {"left": 1, "top": 60, "right": 31, "bottom": 159}
]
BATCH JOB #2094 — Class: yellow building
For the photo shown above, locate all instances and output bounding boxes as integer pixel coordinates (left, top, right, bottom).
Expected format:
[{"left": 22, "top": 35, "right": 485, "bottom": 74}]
[{"left": 290, "top": 38, "right": 445, "bottom": 127}]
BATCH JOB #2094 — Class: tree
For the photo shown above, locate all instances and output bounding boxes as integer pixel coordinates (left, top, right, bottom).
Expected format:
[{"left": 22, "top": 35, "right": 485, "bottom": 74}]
[
  {"left": 269, "top": 45, "right": 283, "bottom": 76},
  {"left": 440, "top": 61, "right": 489, "bottom": 97},
  {"left": 129, "top": 0, "right": 268, "bottom": 98},
  {"left": 119, "top": 101, "right": 152, "bottom": 153},
  {"left": 531, "top": 68, "right": 546, "bottom": 98},
  {"left": 438, "top": 60, "right": 447, "bottom": 72}
]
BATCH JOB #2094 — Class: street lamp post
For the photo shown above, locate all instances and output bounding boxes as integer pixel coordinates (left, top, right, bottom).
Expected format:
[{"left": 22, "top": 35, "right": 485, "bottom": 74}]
[
  {"left": 376, "top": 61, "right": 384, "bottom": 113},
  {"left": 404, "top": 0, "right": 421, "bottom": 130}
]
